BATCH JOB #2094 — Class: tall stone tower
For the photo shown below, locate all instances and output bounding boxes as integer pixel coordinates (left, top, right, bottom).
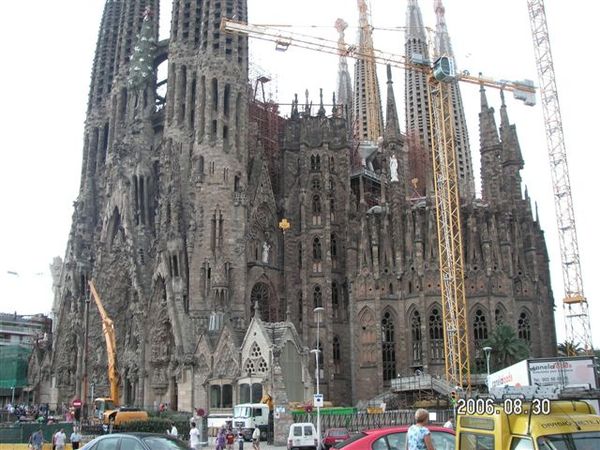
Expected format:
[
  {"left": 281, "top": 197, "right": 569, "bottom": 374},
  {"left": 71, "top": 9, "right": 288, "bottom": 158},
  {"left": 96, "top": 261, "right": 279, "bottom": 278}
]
[
  {"left": 433, "top": 0, "right": 475, "bottom": 198},
  {"left": 405, "top": 0, "right": 474, "bottom": 199}
]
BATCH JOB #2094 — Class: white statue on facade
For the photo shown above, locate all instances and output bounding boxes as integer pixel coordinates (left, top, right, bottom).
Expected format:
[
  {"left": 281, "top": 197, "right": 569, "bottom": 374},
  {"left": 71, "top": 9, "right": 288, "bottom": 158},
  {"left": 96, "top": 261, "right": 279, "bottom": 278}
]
[
  {"left": 389, "top": 155, "right": 399, "bottom": 182},
  {"left": 262, "top": 241, "right": 271, "bottom": 264}
]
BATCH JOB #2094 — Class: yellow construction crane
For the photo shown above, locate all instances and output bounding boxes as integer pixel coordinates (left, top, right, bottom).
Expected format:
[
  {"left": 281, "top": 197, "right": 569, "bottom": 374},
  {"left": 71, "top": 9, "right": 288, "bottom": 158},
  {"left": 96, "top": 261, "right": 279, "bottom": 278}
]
[
  {"left": 526, "top": 0, "right": 593, "bottom": 354},
  {"left": 221, "top": 18, "right": 535, "bottom": 389},
  {"left": 88, "top": 280, "right": 120, "bottom": 408}
]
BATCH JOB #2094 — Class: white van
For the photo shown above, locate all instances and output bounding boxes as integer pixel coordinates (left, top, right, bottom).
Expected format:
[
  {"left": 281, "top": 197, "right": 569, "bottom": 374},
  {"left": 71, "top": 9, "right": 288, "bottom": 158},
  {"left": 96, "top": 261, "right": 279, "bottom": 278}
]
[{"left": 287, "top": 422, "right": 318, "bottom": 450}]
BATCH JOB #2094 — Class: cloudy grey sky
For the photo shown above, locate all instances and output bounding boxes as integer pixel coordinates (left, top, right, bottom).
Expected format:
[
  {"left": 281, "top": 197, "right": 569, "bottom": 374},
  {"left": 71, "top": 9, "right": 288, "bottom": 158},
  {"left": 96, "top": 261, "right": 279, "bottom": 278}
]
[{"left": 1, "top": 1, "right": 598, "bottom": 346}]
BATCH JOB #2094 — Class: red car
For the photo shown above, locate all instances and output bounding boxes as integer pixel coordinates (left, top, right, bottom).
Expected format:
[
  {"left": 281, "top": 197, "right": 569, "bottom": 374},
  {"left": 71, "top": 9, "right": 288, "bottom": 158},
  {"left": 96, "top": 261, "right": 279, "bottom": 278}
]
[
  {"left": 336, "top": 425, "right": 455, "bottom": 450},
  {"left": 321, "top": 428, "right": 350, "bottom": 449}
]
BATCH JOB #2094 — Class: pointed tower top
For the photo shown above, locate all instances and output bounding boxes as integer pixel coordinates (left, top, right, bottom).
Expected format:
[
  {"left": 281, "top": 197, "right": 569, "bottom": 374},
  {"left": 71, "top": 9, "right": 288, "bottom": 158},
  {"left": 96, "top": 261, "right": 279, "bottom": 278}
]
[
  {"left": 434, "top": 0, "right": 454, "bottom": 58},
  {"left": 479, "top": 74, "right": 489, "bottom": 109},
  {"left": 335, "top": 18, "right": 353, "bottom": 121},
  {"left": 318, "top": 88, "right": 326, "bottom": 117},
  {"left": 384, "top": 65, "right": 402, "bottom": 142},
  {"left": 354, "top": 0, "right": 384, "bottom": 143},
  {"left": 406, "top": 0, "right": 428, "bottom": 41}
]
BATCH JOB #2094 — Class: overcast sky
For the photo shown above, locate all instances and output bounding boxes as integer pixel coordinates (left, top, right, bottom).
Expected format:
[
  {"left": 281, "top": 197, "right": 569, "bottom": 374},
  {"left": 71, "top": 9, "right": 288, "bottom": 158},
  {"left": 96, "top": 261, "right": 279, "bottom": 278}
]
[{"left": 1, "top": 1, "right": 598, "bottom": 347}]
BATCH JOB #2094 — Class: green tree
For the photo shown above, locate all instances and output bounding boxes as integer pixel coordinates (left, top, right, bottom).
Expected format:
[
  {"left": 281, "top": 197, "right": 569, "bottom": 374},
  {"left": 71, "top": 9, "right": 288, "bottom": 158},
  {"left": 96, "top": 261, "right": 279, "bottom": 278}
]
[
  {"left": 483, "top": 324, "right": 529, "bottom": 371},
  {"left": 557, "top": 340, "right": 583, "bottom": 356}
]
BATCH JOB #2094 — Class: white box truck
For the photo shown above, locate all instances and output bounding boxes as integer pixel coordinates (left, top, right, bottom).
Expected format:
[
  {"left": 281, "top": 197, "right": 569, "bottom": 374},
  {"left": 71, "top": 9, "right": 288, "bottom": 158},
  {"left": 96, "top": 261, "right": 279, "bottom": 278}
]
[
  {"left": 487, "top": 356, "right": 598, "bottom": 410},
  {"left": 233, "top": 403, "right": 270, "bottom": 441}
]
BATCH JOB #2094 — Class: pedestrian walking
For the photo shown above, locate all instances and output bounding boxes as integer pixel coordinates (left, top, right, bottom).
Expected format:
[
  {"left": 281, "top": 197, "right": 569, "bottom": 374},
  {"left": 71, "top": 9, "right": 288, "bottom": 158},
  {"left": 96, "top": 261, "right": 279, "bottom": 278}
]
[
  {"left": 443, "top": 417, "right": 454, "bottom": 430},
  {"left": 406, "top": 409, "right": 435, "bottom": 450},
  {"left": 251, "top": 427, "right": 260, "bottom": 450},
  {"left": 216, "top": 428, "right": 226, "bottom": 450},
  {"left": 168, "top": 422, "right": 179, "bottom": 438},
  {"left": 54, "top": 429, "right": 67, "bottom": 450},
  {"left": 189, "top": 422, "right": 201, "bottom": 450},
  {"left": 226, "top": 429, "right": 235, "bottom": 450},
  {"left": 237, "top": 429, "right": 244, "bottom": 450},
  {"left": 29, "top": 429, "right": 44, "bottom": 450},
  {"left": 70, "top": 428, "right": 82, "bottom": 450}
]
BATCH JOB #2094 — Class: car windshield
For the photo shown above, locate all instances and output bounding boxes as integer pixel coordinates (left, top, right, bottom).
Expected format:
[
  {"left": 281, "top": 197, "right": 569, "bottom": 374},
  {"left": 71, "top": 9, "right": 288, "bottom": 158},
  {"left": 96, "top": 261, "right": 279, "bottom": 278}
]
[
  {"left": 336, "top": 433, "right": 366, "bottom": 448},
  {"left": 329, "top": 430, "right": 348, "bottom": 437},
  {"left": 537, "top": 431, "right": 600, "bottom": 450},
  {"left": 142, "top": 436, "right": 189, "bottom": 450}
]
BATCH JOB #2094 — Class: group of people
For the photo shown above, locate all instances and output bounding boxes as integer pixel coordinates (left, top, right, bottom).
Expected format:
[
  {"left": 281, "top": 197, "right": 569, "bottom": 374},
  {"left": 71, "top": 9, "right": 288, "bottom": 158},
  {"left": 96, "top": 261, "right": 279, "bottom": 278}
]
[
  {"left": 210, "top": 425, "right": 260, "bottom": 450},
  {"left": 28, "top": 428, "right": 82, "bottom": 450}
]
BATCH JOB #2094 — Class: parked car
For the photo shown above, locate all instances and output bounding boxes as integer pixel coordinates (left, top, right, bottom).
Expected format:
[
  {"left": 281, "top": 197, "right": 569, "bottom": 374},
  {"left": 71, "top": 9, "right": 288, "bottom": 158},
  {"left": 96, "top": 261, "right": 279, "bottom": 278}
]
[
  {"left": 321, "top": 428, "right": 350, "bottom": 450},
  {"left": 80, "top": 433, "right": 189, "bottom": 450},
  {"left": 288, "top": 422, "right": 318, "bottom": 450},
  {"left": 335, "top": 425, "right": 455, "bottom": 450}
]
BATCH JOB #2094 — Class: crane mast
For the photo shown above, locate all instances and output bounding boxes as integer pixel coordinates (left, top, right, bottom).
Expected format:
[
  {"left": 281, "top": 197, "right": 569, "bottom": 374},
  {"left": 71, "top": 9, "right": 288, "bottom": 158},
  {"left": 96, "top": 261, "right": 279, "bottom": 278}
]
[
  {"left": 221, "top": 17, "right": 535, "bottom": 389},
  {"left": 526, "top": 0, "right": 593, "bottom": 353},
  {"left": 428, "top": 76, "right": 470, "bottom": 387}
]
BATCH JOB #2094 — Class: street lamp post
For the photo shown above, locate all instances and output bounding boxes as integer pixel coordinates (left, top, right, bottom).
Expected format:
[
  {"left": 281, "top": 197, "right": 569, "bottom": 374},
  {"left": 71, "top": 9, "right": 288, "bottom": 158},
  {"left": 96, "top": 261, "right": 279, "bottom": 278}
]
[
  {"left": 11, "top": 386, "right": 15, "bottom": 405},
  {"left": 312, "top": 307, "right": 325, "bottom": 450},
  {"left": 483, "top": 346, "right": 492, "bottom": 389}
]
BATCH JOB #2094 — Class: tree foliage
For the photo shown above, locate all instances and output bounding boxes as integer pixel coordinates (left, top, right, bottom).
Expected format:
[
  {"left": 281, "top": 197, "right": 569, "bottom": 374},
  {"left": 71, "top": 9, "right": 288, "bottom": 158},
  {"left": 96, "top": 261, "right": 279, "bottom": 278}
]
[
  {"left": 557, "top": 340, "right": 583, "bottom": 356},
  {"left": 482, "top": 324, "right": 529, "bottom": 371}
]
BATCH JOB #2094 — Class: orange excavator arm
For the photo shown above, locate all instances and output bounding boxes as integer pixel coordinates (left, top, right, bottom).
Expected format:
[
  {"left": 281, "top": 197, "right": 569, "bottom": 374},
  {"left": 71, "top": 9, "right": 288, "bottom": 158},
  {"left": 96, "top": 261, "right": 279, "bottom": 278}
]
[{"left": 88, "top": 280, "right": 120, "bottom": 406}]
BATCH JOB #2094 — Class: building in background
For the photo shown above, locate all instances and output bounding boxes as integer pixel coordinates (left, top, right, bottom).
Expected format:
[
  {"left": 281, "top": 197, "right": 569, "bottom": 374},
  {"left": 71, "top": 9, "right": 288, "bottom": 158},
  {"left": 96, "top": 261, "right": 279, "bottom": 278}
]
[{"left": 0, "top": 313, "right": 51, "bottom": 406}]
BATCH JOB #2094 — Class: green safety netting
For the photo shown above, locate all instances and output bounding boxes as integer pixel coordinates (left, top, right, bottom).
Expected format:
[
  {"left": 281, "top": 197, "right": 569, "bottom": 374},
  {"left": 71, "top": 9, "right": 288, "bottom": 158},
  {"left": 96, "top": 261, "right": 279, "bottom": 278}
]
[{"left": 0, "top": 345, "right": 32, "bottom": 388}]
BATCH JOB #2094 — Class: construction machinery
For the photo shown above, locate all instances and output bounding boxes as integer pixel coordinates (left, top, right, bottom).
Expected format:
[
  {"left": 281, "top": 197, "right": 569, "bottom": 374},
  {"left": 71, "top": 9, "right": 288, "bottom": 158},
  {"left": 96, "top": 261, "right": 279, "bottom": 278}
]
[
  {"left": 88, "top": 280, "right": 148, "bottom": 426},
  {"left": 221, "top": 12, "right": 535, "bottom": 391},
  {"left": 526, "top": 0, "right": 593, "bottom": 354}
]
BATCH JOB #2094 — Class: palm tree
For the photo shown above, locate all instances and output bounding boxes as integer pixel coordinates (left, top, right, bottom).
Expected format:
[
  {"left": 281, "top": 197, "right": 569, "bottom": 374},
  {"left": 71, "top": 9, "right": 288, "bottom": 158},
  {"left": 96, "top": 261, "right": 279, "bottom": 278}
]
[
  {"left": 557, "top": 340, "right": 583, "bottom": 356},
  {"left": 483, "top": 324, "right": 529, "bottom": 371}
]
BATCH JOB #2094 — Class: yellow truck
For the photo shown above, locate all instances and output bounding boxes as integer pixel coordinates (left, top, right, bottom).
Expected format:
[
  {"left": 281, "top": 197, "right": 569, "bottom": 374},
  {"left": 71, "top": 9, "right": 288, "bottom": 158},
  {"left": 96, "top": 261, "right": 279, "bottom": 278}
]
[{"left": 456, "top": 386, "right": 600, "bottom": 449}]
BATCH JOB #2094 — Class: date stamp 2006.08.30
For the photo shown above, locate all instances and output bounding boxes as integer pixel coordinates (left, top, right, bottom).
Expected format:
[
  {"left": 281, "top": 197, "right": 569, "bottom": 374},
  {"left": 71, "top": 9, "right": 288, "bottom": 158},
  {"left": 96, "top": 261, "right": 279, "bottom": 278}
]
[{"left": 456, "top": 398, "right": 552, "bottom": 416}]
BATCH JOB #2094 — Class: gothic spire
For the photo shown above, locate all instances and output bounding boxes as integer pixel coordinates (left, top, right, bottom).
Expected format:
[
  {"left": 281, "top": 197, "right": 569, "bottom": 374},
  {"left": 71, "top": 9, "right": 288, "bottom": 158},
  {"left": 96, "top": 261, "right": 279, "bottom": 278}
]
[
  {"left": 335, "top": 18, "right": 353, "bottom": 124},
  {"left": 353, "top": 0, "right": 384, "bottom": 144},
  {"left": 478, "top": 84, "right": 502, "bottom": 204},
  {"left": 433, "top": 0, "right": 454, "bottom": 58},
  {"left": 384, "top": 65, "right": 402, "bottom": 142}
]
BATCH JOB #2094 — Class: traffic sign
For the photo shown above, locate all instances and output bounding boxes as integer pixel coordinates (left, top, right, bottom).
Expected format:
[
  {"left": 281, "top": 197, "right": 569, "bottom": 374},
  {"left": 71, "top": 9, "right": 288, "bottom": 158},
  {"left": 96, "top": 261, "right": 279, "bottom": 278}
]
[
  {"left": 72, "top": 399, "right": 82, "bottom": 408},
  {"left": 314, "top": 394, "right": 324, "bottom": 408}
]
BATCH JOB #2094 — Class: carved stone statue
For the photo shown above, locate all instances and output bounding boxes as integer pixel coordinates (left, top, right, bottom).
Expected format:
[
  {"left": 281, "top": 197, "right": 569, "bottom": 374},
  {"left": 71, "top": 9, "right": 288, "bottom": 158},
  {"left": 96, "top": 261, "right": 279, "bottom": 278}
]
[
  {"left": 389, "top": 155, "right": 399, "bottom": 182},
  {"left": 262, "top": 241, "right": 271, "bottom": 264}
]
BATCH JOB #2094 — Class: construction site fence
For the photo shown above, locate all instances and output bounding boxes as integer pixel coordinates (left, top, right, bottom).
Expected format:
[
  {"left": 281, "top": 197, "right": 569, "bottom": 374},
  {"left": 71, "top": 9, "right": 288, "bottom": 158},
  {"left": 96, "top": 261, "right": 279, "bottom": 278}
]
[
  {"left": 0, "top": 423, "right": 74, "bottom": 444},
  {"left": 293, "top": 409, "right": 454, "bottom": 432}
]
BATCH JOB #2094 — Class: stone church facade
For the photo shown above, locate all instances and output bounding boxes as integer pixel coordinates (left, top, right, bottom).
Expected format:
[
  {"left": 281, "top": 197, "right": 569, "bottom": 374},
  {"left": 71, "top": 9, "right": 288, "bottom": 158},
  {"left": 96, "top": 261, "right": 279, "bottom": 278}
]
[{"left": 30, "top": 0, "right": 556, "bottom": 411}]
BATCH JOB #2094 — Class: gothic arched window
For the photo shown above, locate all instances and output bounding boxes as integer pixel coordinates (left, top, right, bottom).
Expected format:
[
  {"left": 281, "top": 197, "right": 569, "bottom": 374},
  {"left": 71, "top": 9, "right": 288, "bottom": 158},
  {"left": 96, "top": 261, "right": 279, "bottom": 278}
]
[
  {"left": 310, "top": 154, "right": 321, "bottom": 171},
  {"left": 313, "top": 286, "right": 322, "bottom": 308},
  {"left": 429, "top": 308, "right": 444, "bottom": 362},
  {"left": 332, "top": 281, "right": 339, "bottom": 318},
  {"left": 333, "top": 336, "right": 341, "bottom": 374},
  {"left": 473, "top": 308, "right": 489, "bottom": 371},
  {"left": 411, "top": 310, "right": 422, "bottom": 364},
  {"left": 359, "top": 309, "right": 377, "bottom": 367},
  {"left": 382, "top": 311, "right": 396, "bottom": 382},
  {"left": 495, "top": 306, "right": 506, "bottom": 325},
  {"left": 518, "top": 310, "right": 531, "bottom": 343},
  {"left": 329, "top": 197, "right": 335, "bottom": 222},
  {"left": 312, "top": 195, "right": 322, "bottom": 225},
  {"left": 473, "top": 309, "right": 489, "bottom": 342},
  {"left": 312, "top": 237, "right": 322, "bottom": 272},
  {"left": 250, "top": 282, "right": 279, "bottom": 323}
]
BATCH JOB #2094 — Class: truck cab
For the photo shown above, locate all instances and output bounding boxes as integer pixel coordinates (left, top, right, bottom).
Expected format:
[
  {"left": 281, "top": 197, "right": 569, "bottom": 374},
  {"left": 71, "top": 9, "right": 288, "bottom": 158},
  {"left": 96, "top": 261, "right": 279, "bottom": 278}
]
[
  {"left": 457, "top": 400, "right": 600, "bottom": 449},
  {"left": 233, "top": 403, "right": 270, "bottom": 441}
]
